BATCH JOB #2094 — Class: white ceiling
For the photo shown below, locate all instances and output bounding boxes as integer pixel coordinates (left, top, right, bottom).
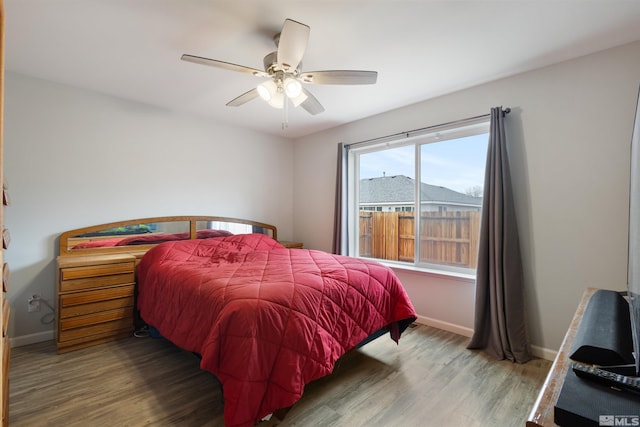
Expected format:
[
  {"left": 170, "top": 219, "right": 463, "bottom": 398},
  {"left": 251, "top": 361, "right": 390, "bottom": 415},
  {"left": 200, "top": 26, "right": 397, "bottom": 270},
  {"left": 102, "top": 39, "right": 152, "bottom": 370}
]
[{"left": 5, "top": 1, "right": 640, "bottom": 139}]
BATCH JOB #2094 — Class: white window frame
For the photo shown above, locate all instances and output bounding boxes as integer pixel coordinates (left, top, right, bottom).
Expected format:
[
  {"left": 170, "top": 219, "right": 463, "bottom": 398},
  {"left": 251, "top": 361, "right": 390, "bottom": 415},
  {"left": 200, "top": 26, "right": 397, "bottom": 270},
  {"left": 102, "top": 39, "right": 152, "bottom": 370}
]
[{"left": 347, "top": 118, "right": 490, "bottom": 275}]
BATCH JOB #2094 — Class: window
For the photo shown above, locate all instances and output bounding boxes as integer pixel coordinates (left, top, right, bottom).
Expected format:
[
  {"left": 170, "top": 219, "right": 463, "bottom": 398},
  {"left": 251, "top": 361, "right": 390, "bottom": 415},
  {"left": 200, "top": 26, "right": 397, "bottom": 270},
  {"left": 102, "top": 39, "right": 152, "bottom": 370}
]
[{"left": 347, "top": 119, "right": 489, "bottom": 274}]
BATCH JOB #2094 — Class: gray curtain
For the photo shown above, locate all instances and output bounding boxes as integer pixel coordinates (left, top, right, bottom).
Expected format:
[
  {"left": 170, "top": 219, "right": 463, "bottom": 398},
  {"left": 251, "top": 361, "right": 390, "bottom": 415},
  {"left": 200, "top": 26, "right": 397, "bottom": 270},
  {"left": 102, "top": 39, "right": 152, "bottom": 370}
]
[
  {"left": 467, "top": 107, "right": 531, "bottom": 363},
  {"left": 332, "top": 142, "right": 348, "bottom": 255}
]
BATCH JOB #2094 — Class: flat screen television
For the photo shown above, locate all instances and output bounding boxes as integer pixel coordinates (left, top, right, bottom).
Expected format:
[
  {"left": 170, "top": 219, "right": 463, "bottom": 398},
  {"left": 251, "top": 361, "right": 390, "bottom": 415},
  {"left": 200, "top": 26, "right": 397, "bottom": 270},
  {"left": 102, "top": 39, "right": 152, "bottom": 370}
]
[{"left": 628, "top": 84, "right": 640, "bottom": 376}]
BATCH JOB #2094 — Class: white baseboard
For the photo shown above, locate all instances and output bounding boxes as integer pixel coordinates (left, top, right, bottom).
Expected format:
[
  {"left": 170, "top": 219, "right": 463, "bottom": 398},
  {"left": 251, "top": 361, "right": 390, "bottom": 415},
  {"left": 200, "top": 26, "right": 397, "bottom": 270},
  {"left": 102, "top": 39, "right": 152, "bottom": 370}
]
[
  {"left": 10, "top": 330, "right": 54, "bottom": 348},
  {"left": 415, "top": 315, "right": 474, "bottom": 338},
  {"left": 531, "top": 345, "right": 557, "bottom": 361},
  {"left": 414, "top": 316, "right": 557, "bottom": 361}
]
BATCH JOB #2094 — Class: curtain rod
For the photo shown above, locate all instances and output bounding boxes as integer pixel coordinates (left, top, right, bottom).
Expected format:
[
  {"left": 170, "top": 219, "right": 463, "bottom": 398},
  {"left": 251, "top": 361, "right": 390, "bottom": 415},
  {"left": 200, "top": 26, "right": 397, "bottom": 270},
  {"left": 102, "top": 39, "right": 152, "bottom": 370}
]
[{"left": 345, "top": 107, "right": 511, "bottom": 149}]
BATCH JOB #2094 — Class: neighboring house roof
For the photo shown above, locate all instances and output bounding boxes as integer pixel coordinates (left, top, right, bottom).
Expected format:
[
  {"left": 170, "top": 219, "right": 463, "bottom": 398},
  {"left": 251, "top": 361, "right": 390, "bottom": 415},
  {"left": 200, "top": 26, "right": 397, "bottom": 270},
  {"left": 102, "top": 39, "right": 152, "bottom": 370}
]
[{"left": 359, "top": 175, "right": 482, "bottom": 206}]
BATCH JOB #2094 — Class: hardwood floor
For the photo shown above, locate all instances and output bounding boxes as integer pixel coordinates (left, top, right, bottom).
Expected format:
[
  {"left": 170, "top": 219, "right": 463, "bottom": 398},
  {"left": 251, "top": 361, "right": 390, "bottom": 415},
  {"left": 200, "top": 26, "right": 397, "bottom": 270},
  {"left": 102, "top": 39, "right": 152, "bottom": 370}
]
[{"left": 8, "top": 324, "right": 550, "bottom": 426}]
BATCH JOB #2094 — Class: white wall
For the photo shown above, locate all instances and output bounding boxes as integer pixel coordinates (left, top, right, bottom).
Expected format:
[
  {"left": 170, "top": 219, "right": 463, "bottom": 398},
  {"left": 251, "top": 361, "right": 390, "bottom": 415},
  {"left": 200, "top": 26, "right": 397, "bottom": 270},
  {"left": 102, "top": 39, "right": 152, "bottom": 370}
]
[
  {"left": 6, "top": 41, "right": 640, "bottom": 356},
  {"left": 3, "top": 72, "right": 294, "bottom": 342},
  {"left": 293, "top": 41, "right": 640, "bottom": 356}
]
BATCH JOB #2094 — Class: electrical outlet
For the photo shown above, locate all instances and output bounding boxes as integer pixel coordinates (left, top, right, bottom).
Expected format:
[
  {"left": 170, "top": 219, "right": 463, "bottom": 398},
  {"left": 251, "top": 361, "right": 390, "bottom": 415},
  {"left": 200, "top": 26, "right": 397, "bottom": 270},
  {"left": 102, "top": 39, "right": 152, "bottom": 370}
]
[{"left": 27, "top": 294, "right": 41, "bottom": 312}]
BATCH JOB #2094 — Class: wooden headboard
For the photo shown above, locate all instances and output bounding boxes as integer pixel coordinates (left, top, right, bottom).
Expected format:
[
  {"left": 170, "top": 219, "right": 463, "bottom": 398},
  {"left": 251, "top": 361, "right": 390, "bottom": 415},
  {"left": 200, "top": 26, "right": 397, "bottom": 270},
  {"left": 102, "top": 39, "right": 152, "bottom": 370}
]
[
  {"left": 58, "top": 215, "right": 278, "bottom": 258},
  {"left": 55, "top": 215, "right": 278, "bottom": 352}
]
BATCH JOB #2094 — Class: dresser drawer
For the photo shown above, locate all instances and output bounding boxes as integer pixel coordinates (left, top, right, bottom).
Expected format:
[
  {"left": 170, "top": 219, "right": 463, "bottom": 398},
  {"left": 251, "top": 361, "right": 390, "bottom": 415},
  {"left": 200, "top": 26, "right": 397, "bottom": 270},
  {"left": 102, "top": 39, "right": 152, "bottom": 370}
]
[
  {"left": 59, "top": 284, "right": 134, "bottom": 309},
  {"left": 60, "top": 261, "right": 134, "bottom": 281},
  {"left": 2, "top": 335, "right": 9, "bottom": 377},
  {"left": 58, "top": 315, "right": 133, "bottom": 342},
  {"left": 2, "top": 263, "right": 8, "bottom": 292},
  {"left": 60, "top": 295, "right": 134, "bottom": 319},
  {"left": 60, "top": 272, "right": 134, "bottom": 292},
  {"left": 57, "top": 328, "right": 132, "bottom": 354},
  {"left": 1, "top": 301, "right": 8, "bottom": 337},
  {"left": 59, "top": 307, "right": 133, "bottom": 332},
  {"left": 2, "top": 334, "right": 9, "bottom": 416}
]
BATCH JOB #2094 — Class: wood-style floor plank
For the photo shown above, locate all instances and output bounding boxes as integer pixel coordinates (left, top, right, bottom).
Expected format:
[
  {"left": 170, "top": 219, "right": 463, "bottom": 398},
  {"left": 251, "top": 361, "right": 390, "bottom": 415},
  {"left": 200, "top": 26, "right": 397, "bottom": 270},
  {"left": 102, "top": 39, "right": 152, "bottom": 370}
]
[{"left": 8, "top": 325, "right": 550, "bottom": 426}]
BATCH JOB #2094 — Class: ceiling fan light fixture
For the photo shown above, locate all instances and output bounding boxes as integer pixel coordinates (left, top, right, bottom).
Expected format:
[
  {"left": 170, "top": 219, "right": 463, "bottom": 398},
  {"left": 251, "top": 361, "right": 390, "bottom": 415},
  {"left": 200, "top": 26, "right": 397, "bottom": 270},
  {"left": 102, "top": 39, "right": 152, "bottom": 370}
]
[
  {"left": 257, "top": 80, "right": 277, "bottom": 101},
  {"left": 268, "top": 91, "right": 285, "bottom": 109},
  {"left": 284, "top": 77, "right": 302, "bottom": 98}
]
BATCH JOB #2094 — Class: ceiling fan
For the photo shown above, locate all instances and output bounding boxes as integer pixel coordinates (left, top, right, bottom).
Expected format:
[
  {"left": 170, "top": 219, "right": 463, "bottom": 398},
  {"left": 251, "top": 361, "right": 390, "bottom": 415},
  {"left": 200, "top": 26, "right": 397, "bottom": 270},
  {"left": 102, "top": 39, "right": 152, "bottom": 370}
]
[{"left": 181, "top": 18, "right": 378, "bottom": 122}]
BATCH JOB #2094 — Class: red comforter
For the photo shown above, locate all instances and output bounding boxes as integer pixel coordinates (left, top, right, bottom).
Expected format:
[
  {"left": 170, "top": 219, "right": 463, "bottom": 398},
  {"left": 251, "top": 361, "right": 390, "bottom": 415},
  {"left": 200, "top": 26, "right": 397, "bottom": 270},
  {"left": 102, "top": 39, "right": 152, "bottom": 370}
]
[{"left": 136, "top": 233, "right": 416, "bottom": 427}]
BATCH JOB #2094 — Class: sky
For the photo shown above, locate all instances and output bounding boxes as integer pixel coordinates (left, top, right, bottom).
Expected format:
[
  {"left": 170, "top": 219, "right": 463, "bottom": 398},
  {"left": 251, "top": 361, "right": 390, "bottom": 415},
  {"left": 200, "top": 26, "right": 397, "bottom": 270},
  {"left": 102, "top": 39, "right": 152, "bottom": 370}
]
[{"left": 359, "top": 133, "right": 489, "bottom": 194}]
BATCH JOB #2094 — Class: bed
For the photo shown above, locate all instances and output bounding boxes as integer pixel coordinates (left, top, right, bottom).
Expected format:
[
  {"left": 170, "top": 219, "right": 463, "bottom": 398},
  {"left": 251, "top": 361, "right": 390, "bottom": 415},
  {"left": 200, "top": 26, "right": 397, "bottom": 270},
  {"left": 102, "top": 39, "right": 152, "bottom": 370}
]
[{"left": 57, "top": 216, "right": 417, "bottom": 427}]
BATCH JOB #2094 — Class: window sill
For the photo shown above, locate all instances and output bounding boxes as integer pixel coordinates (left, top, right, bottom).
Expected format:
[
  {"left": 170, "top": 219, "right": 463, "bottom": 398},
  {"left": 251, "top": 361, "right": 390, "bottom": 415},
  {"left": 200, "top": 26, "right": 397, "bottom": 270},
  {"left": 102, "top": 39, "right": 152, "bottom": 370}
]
[{"left": 378, "top": 260, "right": 477, "bottom": 283}]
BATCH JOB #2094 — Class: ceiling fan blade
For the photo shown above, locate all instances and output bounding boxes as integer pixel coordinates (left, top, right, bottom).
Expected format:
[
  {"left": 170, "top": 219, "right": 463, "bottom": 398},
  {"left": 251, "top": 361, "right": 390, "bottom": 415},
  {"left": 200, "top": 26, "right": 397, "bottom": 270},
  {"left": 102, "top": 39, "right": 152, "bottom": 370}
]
[
  {"left": 181, "top": 54, "right": 269, "bottom": 78},
  {"left": 301, "top": 70, "right": 378, "bottom": 85},
  {"left": 276, "top": 19, "right": 310, "bottom": 71},
  {"left": 226, "top": 88, "right": 260, "bottom": 107},
  {"left": 300, "top": 88, "right": 325, "bottom": 115}
]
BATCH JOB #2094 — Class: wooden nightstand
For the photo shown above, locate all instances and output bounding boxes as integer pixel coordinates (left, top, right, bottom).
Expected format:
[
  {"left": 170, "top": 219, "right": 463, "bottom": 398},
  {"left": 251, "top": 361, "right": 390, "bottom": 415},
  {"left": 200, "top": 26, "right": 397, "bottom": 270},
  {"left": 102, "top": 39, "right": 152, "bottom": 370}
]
[
  {"left": 279, "top": 241, "right": 303, "bottom": 249},
  {"left": 56, "top": 253, "right": 136, "bottom": 353}
]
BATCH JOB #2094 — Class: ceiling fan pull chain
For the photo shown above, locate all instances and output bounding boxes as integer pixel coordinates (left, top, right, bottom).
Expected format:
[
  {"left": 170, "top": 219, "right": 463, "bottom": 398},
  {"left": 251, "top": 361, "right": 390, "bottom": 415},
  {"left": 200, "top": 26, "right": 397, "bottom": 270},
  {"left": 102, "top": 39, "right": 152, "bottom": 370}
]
[{"left": 282, "top": 97, "right": 289, "bottom": 129}]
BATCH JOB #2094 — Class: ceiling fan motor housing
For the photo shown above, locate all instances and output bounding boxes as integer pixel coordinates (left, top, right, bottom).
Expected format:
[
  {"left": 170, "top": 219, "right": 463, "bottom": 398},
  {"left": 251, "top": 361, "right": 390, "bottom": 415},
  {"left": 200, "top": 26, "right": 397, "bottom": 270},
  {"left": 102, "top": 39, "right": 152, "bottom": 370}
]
[{"left": 263, "top": 51, "right": 301, "bottom": 75}]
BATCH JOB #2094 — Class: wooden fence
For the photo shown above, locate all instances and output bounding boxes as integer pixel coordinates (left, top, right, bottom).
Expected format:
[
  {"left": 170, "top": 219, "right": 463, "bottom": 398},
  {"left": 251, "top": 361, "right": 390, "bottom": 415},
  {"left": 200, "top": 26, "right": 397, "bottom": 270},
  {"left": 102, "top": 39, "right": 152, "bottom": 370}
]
[{"left": 359, "top": 210, "right": 481, "bottom": 269}]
